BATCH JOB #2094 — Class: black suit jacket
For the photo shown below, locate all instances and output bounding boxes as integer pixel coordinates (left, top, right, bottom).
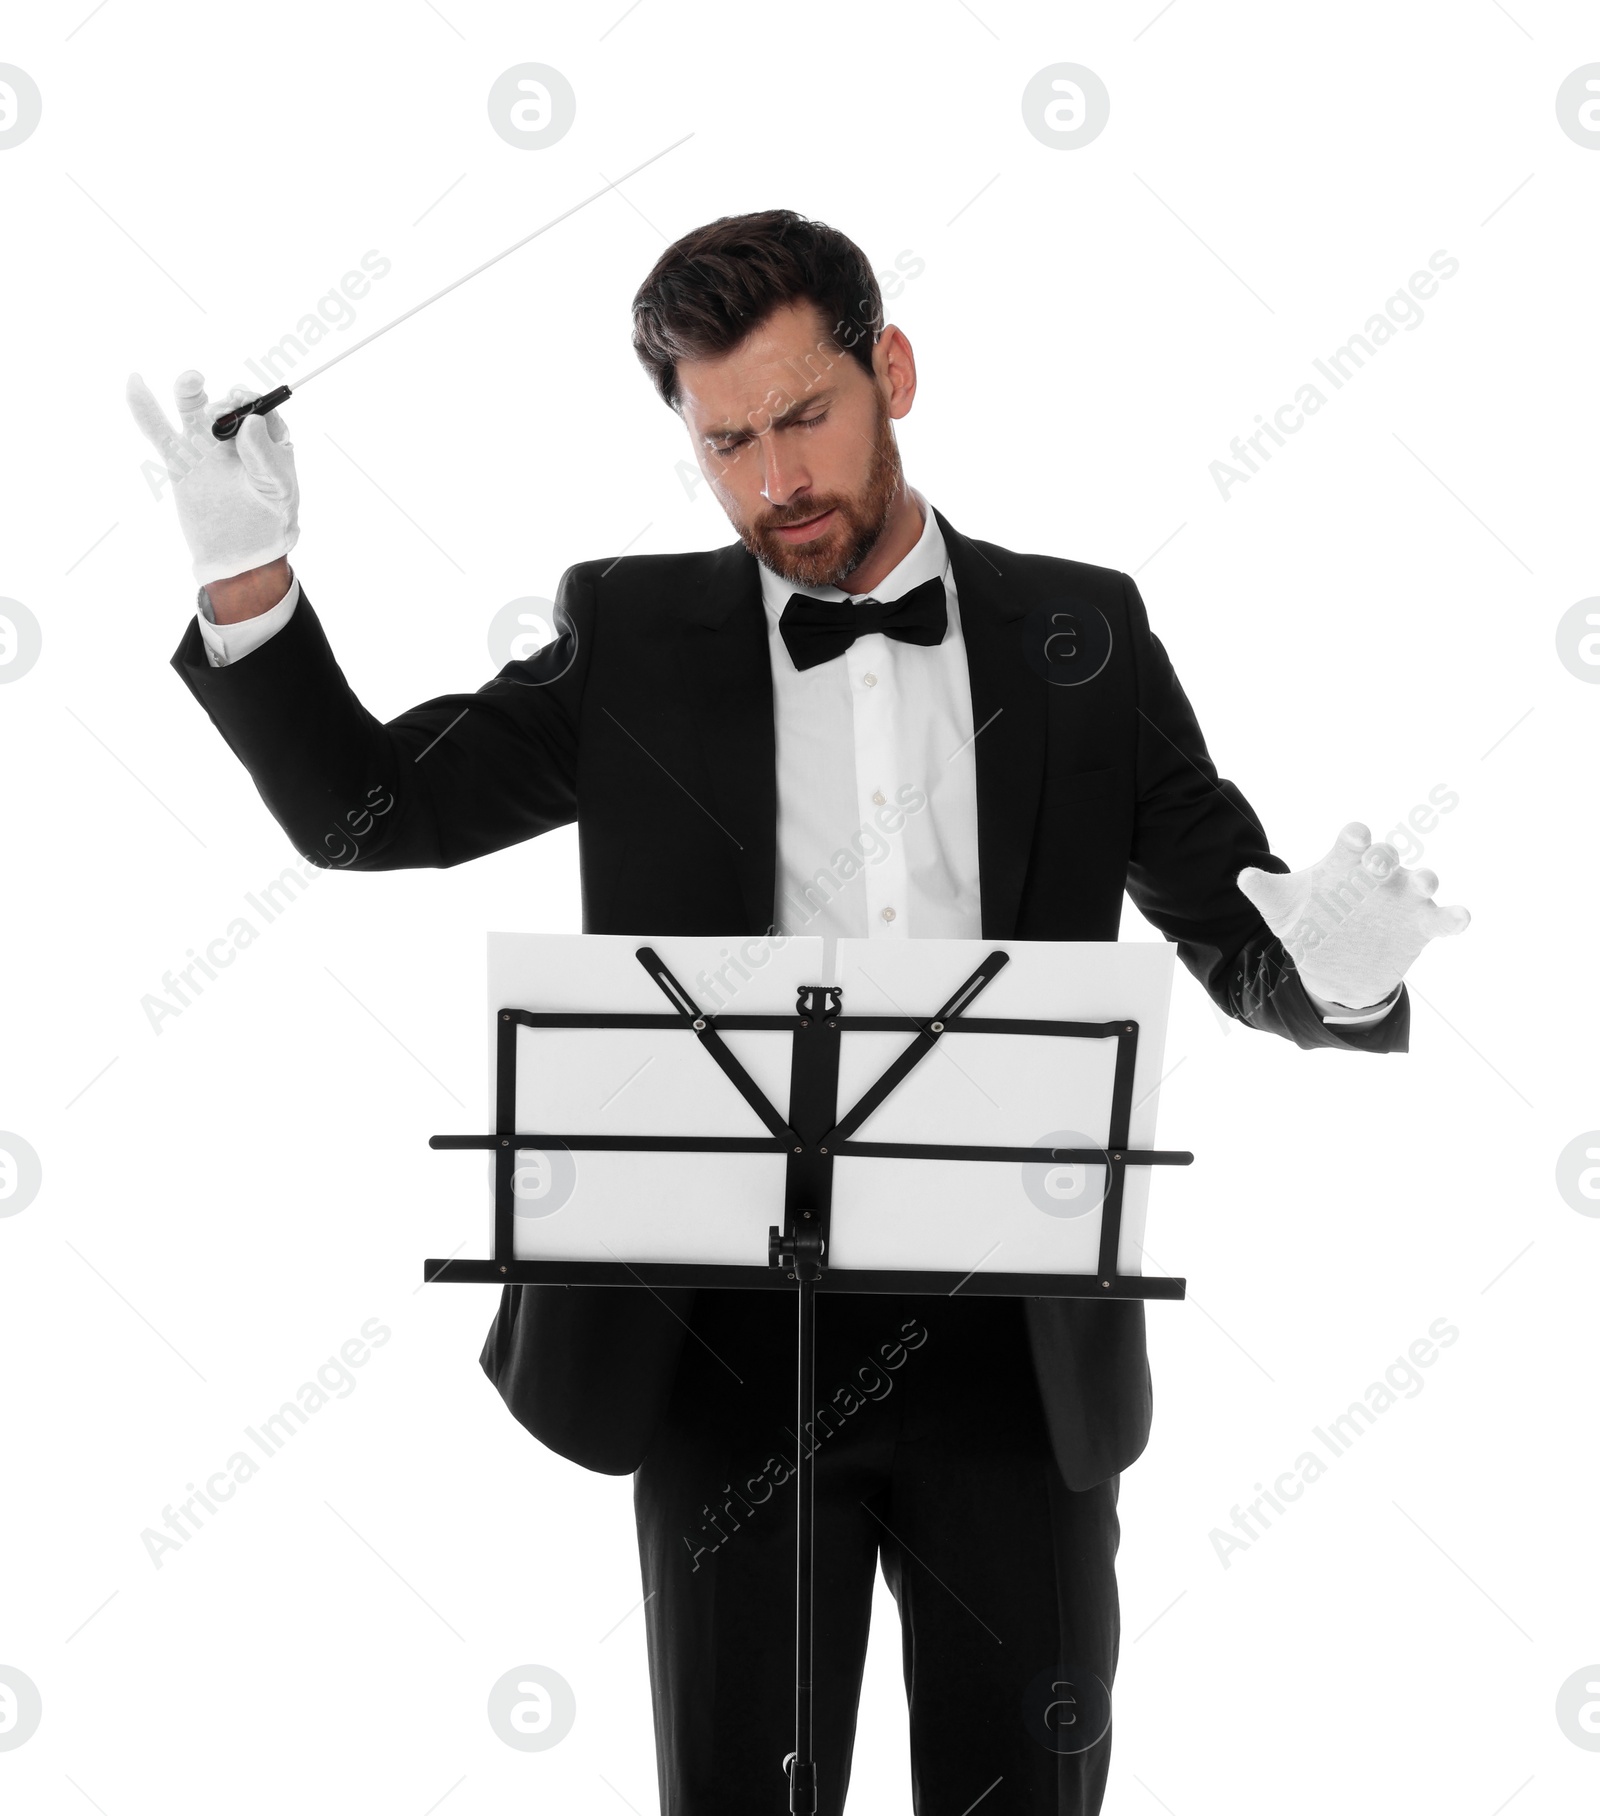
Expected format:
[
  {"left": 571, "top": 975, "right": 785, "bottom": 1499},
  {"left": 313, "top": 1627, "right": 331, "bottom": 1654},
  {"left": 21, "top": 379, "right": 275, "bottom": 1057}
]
[{"left": 172, "top": 506, "right": 1407, "bottom": 1490}]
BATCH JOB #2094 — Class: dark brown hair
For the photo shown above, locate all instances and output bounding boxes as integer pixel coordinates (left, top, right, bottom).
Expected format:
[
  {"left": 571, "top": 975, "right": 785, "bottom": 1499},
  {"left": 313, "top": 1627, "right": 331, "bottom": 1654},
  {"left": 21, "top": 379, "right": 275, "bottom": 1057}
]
[{"left": 630, "top": 209, "right": 884, "bottom": 411}]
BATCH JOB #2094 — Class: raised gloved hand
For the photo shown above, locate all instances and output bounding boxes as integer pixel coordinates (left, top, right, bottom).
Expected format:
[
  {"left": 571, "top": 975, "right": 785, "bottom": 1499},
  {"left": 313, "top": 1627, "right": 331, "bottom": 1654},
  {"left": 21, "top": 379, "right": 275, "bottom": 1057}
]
[
  {"left": 127, "top": 370, "right": 299, "bottom": 585},
  {"left": 1238, "top": 822, "right": 1470, "bottom": 1010}
]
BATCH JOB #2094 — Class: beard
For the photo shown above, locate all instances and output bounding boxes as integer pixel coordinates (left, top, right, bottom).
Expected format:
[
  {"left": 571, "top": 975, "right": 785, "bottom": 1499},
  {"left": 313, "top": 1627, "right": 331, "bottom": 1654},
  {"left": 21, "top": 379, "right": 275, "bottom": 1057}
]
[{"left": 734, "top": 395, "right": 906, "bottom": 589}]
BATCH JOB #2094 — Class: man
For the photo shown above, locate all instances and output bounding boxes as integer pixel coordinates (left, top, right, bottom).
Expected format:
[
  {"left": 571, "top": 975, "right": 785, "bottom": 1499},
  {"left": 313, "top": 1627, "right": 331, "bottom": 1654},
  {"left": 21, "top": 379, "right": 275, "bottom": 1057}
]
[{"left": 129, "top": 209, "right": 1468, "bottom": 1815}]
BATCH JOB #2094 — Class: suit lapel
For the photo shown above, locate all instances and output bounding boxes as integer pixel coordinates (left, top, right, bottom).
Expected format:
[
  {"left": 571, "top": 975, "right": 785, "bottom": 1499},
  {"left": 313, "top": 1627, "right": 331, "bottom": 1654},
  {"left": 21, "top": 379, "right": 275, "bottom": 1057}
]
[
  {"left": 674, "top": 541, "right": 779, "bottom": 933},
  {"left": 934, "top": 508, "right": 1046, "bottom": 940}
]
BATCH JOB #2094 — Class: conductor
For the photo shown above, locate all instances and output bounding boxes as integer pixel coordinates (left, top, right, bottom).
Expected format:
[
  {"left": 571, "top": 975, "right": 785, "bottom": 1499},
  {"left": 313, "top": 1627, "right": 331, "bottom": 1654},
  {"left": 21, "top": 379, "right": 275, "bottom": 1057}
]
[{"left": 129, "top": 208, "right": 1468, "bottom": 1816}]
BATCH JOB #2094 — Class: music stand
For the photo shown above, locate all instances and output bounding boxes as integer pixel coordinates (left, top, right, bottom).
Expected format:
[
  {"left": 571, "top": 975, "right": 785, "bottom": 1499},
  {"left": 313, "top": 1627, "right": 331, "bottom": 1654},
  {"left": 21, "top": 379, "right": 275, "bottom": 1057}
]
[{"left": 427, "top": 938, "right": 1192, "bottom": 1813}]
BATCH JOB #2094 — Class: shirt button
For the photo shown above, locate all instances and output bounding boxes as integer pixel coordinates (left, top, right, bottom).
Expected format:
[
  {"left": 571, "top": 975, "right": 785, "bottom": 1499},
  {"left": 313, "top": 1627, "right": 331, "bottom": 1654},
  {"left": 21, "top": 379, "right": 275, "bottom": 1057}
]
[
  {"left": 880, "top": 906, "right": 897, "bottom": 923},
  {"left": 872, "top": 790, "right": 886, "bottom": 806},
  {"left": 862, "top": 673, "right": 878, "bottom": 688}
]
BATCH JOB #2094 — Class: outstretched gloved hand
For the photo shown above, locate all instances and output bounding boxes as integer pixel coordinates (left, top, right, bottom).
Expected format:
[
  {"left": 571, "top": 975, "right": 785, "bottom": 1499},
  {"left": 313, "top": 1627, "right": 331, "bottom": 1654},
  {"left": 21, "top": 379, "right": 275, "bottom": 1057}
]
[
  {"left": 1238, "top": 822, "right": 1470, "bottom": 1010},
  {"left": 127, "top": 370, "right": 299, "bottom": 585}
]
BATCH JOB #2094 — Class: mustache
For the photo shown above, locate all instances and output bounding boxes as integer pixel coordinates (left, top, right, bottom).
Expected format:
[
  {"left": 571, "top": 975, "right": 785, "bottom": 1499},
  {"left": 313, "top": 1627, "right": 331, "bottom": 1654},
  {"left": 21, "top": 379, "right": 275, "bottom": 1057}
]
[{"left": 759, "top": 500, "right": 841, "bottom": 530}]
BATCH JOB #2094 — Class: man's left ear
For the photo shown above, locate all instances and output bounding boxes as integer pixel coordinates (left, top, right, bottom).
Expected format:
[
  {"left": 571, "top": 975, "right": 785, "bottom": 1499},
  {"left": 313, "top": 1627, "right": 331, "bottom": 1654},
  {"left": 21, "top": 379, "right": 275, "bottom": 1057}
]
[{"left": 876, "top": 325, "right": 916, "bottom": 418}]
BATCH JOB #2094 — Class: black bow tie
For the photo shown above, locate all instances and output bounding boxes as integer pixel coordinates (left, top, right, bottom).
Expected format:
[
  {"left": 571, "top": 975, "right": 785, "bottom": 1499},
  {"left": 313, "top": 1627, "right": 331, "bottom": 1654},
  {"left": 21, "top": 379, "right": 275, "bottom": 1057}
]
[{"left": 778, "top": 574, "right": 947, "bottom": 672}]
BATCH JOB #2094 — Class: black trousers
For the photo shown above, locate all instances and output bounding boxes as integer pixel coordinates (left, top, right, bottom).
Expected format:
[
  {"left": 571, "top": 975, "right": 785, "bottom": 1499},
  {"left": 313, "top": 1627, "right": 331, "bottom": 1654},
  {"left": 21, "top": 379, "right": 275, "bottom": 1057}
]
[{"left": 633, "top": 1289, "right": 1121, "bottom": 1814}]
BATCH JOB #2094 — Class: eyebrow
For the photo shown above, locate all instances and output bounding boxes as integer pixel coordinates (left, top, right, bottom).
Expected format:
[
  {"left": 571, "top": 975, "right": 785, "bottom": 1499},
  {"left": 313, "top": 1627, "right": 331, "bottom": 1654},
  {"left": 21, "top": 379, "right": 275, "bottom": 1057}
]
[{"left": 702, "top": 390, "right": 835, "bottom": 446}]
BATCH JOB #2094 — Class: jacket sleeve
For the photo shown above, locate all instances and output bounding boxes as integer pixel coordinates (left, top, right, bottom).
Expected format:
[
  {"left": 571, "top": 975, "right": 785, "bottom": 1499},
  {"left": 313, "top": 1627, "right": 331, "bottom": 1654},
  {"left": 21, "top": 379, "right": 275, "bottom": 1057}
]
[
  {"left": 169, "top": 563, "right": 596, "bottom": 871},
  {"left": 1119, "top": 572, "right": 1407, "bottom": 1056}
]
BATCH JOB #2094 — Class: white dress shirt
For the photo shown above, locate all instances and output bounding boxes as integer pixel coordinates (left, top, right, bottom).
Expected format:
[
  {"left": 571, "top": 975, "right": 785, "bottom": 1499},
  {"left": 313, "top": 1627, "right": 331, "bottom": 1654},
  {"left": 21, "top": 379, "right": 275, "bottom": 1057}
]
[
  {"left": 192, "top": 489, "right": 1392, "bottom": 1020},
  {"left": 758, "top": 486, "right": 981, "bottom": 942}
]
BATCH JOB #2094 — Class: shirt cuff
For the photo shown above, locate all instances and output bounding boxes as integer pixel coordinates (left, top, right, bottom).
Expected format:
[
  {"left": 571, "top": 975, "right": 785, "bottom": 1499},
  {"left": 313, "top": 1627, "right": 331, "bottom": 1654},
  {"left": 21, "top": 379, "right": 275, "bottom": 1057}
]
[
  {"left": 196, "top": 572, "right": 300, "bottom": 668},
  {"left": 1303, "top": 980, "right": 1402, "bottom": 1027}
]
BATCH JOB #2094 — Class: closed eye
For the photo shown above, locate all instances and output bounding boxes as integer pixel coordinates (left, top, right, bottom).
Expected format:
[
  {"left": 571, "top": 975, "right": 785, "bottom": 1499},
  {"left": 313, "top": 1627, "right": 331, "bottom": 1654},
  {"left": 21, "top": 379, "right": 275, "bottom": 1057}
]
[{"left": 707, "top": 410, "right": 829, "bottom": 456}]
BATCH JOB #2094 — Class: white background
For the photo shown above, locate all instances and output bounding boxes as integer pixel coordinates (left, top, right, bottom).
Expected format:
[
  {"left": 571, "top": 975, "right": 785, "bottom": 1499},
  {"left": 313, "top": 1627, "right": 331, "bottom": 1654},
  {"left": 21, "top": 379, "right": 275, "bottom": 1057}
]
[{"left": 2, "top": 1, "right": 1597, "bottom": 1811}]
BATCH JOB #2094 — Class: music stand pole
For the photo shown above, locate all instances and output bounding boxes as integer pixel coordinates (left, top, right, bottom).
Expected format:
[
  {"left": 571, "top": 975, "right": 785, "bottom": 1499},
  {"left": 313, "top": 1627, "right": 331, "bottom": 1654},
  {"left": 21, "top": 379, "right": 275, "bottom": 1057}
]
[
  {"left": 769, "top": 1221, "right": 823, "bottom": 1812},
  {"left": 792, "top": 1253, "right": 819, "bottom": 1812}
]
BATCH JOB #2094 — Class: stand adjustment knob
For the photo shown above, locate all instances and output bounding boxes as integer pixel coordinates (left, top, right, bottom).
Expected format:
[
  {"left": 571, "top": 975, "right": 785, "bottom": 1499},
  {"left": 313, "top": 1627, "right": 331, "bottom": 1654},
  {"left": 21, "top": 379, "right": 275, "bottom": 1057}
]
[{"left": 768, "top": 1223, "right": 825, "bottom": 1280}]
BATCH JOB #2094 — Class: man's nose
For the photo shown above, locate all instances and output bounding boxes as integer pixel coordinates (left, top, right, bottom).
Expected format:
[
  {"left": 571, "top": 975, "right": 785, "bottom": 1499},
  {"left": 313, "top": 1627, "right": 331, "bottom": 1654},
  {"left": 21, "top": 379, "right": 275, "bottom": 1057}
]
[{"left": 759, "top": 431, "right": 811, "bottom": 507}]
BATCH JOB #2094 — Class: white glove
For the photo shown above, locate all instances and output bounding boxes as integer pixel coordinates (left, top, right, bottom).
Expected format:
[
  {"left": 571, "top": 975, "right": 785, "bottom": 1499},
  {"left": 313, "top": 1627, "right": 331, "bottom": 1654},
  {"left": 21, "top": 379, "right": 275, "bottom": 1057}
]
[
  {"left": 127, "top": 370, "right": 299, "bottom": 585},
  {"left": 1238, "top": 821, "right": 1470, "bottom": 1009}
]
